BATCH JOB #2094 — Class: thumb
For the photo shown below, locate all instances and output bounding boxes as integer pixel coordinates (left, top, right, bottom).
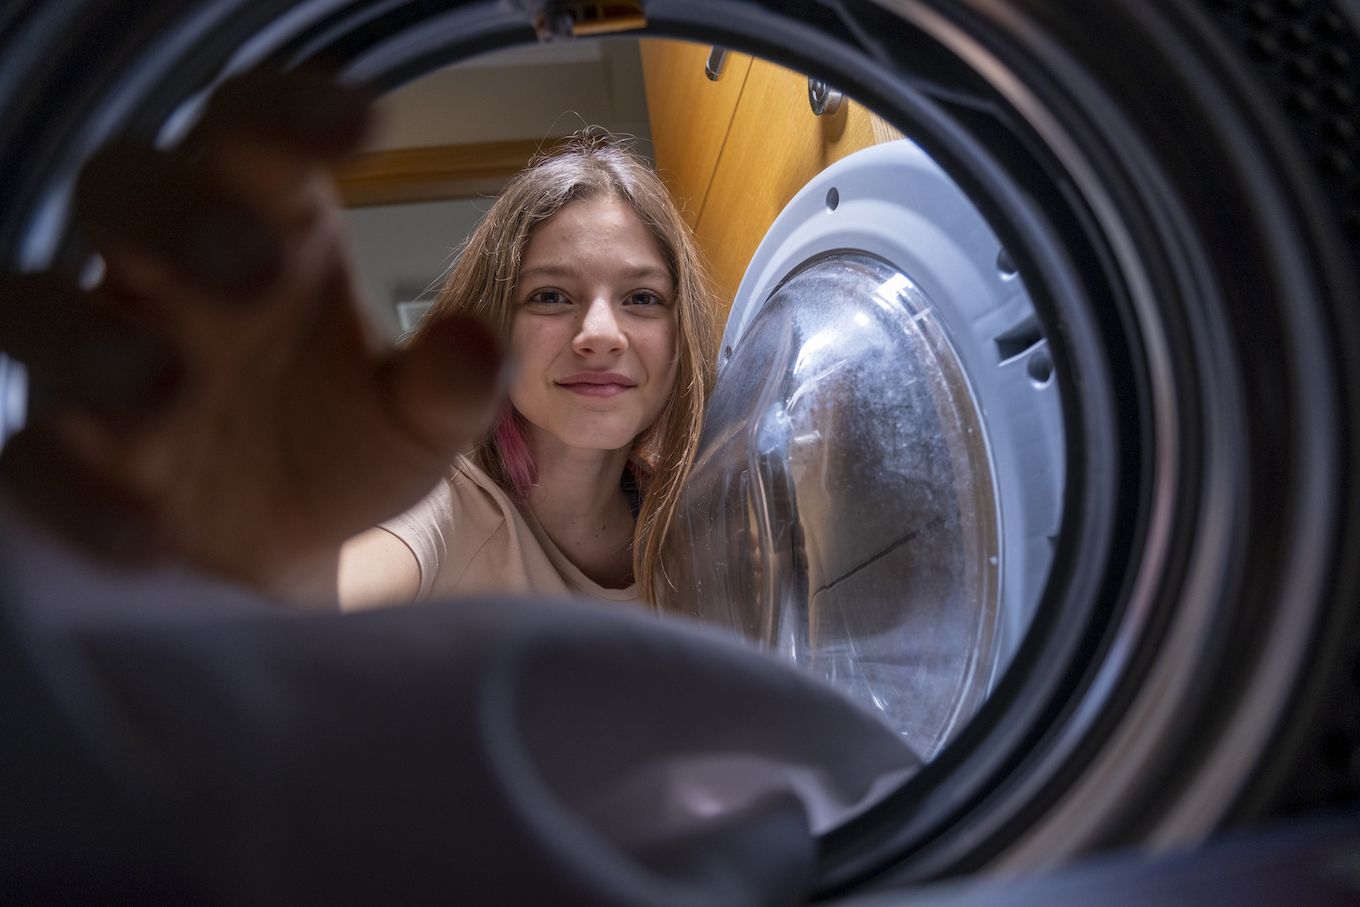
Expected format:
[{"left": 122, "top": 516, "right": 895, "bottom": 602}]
[{"left": 382, "top": 314, "right": 504, "bottom": 457}]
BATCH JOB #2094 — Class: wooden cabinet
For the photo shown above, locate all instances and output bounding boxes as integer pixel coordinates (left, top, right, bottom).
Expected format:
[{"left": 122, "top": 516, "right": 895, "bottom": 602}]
[
  {"left": 640, "top": 39, "right": 901, "bottom": 328},
  {"left": 638, "top": 39, "right": 753, "bottom": 230}
]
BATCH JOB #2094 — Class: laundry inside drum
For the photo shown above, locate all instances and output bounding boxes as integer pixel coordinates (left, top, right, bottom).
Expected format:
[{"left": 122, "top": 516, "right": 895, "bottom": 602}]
[{"left": 669, "top": 252, "right": 999, "bottom": 762}]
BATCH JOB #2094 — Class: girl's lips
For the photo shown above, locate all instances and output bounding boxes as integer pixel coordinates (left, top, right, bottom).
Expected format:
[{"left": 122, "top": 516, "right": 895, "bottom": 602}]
[
  {"left": 561, "top": 383, "right": 628, "bottom": 398},
  {"left": 556, "top": 372, "right": 635, "bottom": 398}
]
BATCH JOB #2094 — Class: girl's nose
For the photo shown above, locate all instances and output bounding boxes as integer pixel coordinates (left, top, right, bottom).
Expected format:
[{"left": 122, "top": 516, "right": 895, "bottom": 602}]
[{"left": 574, "top": 296, "right": 626, "bottom": 355}]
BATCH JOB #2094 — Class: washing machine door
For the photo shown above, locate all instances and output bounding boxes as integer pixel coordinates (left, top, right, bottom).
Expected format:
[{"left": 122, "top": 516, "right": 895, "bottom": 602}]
[
  {"left": 670, "top": 140, "right": 1064, "bottom": 761},
  {"left": 674, "top": 251, "right": 998, "bottom": 760}
]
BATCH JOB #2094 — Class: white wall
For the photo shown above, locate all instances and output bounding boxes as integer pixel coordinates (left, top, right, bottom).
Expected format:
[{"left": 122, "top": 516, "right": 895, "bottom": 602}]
[{"left": 344, "top": 199, "right": 489, "bottom": 340}]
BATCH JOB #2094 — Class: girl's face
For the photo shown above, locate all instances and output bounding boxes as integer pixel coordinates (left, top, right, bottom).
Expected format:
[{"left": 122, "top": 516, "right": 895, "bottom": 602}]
[{"left": 508, "top": 195, "right": 679, "bottom": 453}]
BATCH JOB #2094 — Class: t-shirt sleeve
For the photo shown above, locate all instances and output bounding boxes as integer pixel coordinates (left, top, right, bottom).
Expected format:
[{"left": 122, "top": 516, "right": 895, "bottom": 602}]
[{"left": 378, "top": 479, "right": 454, "bottom": 603}]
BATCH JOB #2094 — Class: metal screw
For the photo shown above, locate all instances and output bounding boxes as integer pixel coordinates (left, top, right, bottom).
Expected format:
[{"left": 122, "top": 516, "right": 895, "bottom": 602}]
[{"left": 808, "top": 79, "right": 844, "bottom": 116}]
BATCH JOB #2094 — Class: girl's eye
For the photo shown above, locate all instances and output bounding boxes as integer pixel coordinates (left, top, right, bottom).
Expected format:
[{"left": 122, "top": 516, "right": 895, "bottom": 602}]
[
  {"left": 626, "top": 291, "right": 664, "bottom": 307},
  {"left": 528, "top": 290, "right": 568, "bottom": 306}
]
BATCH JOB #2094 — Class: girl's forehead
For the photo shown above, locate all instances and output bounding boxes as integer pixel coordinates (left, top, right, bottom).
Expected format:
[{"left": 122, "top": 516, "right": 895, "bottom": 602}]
[
  {"left": 520, "top": 197, "right": 670, "bottom": 274},
  {"left": 539, "top": 194, "right": 639, "bottom": 233}
]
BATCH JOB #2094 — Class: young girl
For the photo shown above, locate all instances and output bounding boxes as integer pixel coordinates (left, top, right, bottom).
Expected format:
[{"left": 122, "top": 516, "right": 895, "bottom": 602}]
[{"left": 338, "top": 134, "right": 715, "bottom": 609}]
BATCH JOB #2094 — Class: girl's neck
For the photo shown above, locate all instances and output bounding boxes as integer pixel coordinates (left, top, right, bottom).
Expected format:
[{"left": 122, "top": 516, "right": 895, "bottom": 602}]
[{"left": 522, "top": 428, "right": 635, "bottom": 588}]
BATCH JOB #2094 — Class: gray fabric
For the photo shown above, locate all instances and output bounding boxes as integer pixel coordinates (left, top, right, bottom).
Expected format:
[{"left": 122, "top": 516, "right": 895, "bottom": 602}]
[{"left": 1, "top": 517, "right": 919, "bottom": 906}]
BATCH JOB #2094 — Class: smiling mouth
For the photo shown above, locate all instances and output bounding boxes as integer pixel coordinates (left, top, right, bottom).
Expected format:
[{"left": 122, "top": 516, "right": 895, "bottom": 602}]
[{"left": 556, "top": 373, "right": 636, "bottom": 398}]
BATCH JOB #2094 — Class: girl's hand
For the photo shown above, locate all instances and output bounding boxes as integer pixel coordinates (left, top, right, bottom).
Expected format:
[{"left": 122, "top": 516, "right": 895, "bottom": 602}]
[{"left": 0, "top": 68, "right": 503, "bottom": 604}]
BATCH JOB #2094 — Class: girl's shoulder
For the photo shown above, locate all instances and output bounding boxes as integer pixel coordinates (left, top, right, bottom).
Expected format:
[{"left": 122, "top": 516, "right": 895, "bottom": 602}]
[{"left": 444, "top": 455, "right": 515, "bottom": 534}]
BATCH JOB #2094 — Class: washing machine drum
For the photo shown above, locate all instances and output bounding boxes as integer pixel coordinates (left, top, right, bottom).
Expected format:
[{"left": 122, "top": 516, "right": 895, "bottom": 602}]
[{"left": 671, "top": 252, "right": 998, "bottom": 760}]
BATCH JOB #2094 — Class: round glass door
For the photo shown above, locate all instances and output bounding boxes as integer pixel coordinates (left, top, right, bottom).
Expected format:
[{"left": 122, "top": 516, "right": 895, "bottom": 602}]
[{"left": 670, "top": 252, "right": 998, "bottom": 761}]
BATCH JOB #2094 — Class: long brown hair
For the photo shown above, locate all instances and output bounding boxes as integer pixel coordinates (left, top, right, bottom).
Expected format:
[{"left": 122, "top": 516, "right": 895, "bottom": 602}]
[{"left": 423, "top": 131, "right": 715, "bottom": 605}]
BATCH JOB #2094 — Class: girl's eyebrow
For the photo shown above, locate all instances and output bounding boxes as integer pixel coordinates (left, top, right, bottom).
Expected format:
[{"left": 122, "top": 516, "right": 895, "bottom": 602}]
[
  {"left": 518, "top": 264, "right": 579, "bottom": 281},
  {"left": 518, "top": 264, "right": 673, "bottom": 284},
  {"left": 619, "top": 265, "right": 673, "bottom": 283}
]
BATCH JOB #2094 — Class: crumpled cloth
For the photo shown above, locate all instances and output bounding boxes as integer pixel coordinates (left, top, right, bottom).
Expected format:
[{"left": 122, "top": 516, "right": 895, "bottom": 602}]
[{"left": 2, "top": 518, "right": 919, "bottom": 906}]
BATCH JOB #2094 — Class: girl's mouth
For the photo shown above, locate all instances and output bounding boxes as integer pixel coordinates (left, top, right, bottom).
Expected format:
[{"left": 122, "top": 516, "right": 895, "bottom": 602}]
[{"left": 557, "top": 373, "right": 635, "bottom": 397}]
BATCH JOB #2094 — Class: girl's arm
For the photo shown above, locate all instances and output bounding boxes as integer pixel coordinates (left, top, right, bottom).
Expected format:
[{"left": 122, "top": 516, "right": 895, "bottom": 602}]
[{"left": 338, "top": 527, "right": 422, "bottom": 610}]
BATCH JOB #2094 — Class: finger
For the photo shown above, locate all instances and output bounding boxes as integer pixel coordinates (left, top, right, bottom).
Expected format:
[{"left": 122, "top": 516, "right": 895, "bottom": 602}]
[
  {"left": 382, "top": 314, "right": 505, "bottom": 456},
  {"left": 0, "top": 425, "right": 164, "bottom": 566},
  {"left": 194, "top": 65, "right": 373, "bottom": 161},
  {"left": 0, "top": 272, "right": 184, "bottom": 420},
  {"left": 74, "top": 140, "right": 284, "bottom": 299}
]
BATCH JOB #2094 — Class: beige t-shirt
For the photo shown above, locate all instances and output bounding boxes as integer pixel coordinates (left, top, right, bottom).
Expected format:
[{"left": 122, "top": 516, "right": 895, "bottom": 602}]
[{"left": 377, "top": 456, "right": 639, "bottom": 605}]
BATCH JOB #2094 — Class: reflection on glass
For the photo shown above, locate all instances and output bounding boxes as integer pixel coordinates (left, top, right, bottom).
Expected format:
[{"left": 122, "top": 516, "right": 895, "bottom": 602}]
[{"left": 670, "top": 253, "right": 999, "bottom": 761}]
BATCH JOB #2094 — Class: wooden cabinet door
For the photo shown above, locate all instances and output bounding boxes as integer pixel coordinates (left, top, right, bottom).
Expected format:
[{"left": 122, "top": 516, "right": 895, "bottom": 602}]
[
  {"left": 639, "top": 38, "right": 752, "bottom": 230},
  {"left": 641, "top": 39, "right": 900, "bottom": 331},
  {"left": 695, "top": 57, "right": 892, "bottom": 318}
]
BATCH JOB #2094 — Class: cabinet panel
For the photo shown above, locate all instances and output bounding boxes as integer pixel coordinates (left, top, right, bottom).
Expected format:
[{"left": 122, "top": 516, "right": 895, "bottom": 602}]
[
  {"left": 695, "top": 57, "right": 887, "bottom": 318},
  {"left": 333, "top": 140, "right": 544, "bottom": 206},
  {"left": 640, "top": 39, "right": 752, "bottom": 229},
  {"left": 642, "top": 41, "right": 903, "bottom": 333}
]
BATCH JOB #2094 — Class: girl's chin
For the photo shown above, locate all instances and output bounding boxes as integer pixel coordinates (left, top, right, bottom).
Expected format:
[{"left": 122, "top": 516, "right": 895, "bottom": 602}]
[{"left": 530, "top": 422, "right": 646, "bottom": 454}]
